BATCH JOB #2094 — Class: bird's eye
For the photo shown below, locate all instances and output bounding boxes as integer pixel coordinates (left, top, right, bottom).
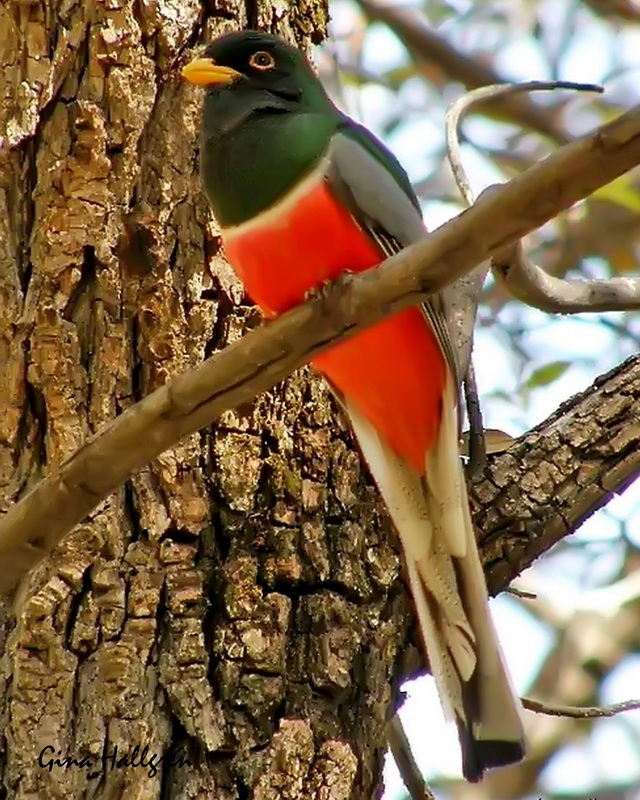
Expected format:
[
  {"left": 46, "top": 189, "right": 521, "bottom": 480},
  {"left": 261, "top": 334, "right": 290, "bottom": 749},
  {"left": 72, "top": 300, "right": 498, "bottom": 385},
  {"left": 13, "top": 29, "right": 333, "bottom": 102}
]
[{"left": 248, "top": 50, "right": 276, "bottom": 71}]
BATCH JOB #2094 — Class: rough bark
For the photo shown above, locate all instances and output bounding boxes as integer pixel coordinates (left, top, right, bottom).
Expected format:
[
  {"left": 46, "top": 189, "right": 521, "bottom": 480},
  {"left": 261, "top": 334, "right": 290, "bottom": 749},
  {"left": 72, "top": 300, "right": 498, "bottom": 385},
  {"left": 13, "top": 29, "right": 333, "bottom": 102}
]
[
  {"left": 1, "top": 2, "right": 400, "bottom": 798},
  {"left": 471, "top": 354, "right": 640, "bottom": 593},
  {"left": 1, "top": 4, "right": 639, "bottom": 800}
]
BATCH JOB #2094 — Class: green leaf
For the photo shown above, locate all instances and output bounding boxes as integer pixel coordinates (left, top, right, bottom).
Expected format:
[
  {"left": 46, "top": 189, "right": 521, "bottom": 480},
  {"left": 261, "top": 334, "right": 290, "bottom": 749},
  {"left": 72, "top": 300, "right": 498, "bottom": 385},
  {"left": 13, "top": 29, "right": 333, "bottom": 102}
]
[
  {"left": 523, "top": 361, "right": 571, "bottom": 390},
  {"left": 592, "top": 174, "right": 640, "bottom": 214}
]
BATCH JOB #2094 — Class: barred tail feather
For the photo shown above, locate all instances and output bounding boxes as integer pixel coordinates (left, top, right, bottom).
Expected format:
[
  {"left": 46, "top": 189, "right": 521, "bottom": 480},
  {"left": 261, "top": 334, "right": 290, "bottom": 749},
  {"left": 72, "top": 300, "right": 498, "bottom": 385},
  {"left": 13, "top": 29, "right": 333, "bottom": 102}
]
[{"left": 345, "top": 381, "right": 525, "bottom": 782}]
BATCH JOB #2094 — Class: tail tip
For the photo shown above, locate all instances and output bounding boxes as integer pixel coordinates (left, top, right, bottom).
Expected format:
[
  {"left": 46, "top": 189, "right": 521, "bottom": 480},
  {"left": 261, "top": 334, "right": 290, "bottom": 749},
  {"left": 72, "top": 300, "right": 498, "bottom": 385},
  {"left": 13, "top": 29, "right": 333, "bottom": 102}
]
[{"left": 458, "top": 727, "right": 526, "bottom": 783}]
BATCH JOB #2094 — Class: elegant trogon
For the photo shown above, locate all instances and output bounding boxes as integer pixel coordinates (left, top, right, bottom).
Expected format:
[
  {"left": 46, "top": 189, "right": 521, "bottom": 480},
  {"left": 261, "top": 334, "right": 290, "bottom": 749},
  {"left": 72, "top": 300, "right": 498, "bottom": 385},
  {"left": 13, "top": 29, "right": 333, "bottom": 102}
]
[{"left": 182, "top": 30, "right": 525, "bottom": 782}]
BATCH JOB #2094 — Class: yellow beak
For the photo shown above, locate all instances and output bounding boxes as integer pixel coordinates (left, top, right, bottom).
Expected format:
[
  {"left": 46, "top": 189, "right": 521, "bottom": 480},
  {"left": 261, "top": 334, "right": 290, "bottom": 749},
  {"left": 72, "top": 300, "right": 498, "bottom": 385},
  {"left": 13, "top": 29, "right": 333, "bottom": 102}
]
[{"left": 181, "top": 57, "right": 242, "bottom": 87}]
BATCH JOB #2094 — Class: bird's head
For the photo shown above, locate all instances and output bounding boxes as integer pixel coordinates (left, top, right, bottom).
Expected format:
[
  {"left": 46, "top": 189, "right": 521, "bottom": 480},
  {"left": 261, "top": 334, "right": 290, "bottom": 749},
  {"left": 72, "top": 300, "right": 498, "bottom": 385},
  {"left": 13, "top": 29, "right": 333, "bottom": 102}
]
[{"left": 181, "top": 30, "right": 333, "bottom": 136}]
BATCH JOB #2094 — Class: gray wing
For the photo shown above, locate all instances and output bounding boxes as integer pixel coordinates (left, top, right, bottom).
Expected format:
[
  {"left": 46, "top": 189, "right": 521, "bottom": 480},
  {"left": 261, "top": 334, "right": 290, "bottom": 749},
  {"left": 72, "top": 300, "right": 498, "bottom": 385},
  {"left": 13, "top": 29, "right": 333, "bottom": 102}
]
[{"left": 326, "top": 131, "right": 462, "bottom": 392}]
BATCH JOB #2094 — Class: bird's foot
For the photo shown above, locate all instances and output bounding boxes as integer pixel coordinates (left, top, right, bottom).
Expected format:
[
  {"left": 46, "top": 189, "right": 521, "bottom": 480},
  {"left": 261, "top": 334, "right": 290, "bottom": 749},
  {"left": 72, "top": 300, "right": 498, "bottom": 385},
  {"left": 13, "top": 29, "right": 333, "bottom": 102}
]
[{"left": 304, "top": 273, "right": 354, "bottom": 303}]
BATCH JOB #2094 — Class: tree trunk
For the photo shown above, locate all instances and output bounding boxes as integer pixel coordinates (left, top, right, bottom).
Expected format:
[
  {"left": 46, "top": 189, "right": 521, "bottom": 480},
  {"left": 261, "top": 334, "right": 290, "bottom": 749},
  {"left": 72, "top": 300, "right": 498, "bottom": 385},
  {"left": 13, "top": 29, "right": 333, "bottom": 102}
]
[{"left": 0, "top": 2, "right": 412, "bottom": 798}]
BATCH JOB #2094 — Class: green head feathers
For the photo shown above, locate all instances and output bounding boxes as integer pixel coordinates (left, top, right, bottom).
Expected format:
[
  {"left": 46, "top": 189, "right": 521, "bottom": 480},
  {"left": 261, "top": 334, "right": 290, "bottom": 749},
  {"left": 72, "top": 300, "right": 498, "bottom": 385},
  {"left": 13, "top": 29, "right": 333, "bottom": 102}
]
[{"left": 183, "top": 30, "right": 338, "bottom": 225}]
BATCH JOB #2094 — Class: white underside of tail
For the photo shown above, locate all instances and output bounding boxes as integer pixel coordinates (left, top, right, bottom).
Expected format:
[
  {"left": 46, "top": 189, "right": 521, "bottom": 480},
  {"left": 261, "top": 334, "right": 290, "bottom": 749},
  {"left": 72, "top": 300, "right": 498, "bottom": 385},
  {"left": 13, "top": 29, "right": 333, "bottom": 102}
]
[{"left": 344, "top": 376, "right": 524, "bottom": 745}]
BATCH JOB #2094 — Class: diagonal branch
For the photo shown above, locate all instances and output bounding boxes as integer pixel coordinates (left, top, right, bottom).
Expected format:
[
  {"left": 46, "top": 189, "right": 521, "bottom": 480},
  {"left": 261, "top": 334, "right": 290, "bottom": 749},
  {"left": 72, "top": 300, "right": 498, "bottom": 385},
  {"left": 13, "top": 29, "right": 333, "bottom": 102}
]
[
  {"left": 475, "top": 353, "right": 640, "bottom": 595},
  {"left": 1, "top": 102, "right": 640, "bottom": 595},
  {"left": 582, "top": 0, "right": 640, "bottom": 23},
  {"left": 387, "top": 717, "right": 436, "bottom": 800},
  {"left": 356, "top": 0, "right": 574, "bottom": 144}
]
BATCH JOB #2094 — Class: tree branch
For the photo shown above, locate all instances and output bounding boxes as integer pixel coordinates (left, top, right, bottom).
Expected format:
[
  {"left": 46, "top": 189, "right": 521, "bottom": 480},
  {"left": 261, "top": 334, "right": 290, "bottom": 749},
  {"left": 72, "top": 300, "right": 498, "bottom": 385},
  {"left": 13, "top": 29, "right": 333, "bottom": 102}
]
[
  {"left": 473, "top": 353, "right": 640, "bottom": 594},
  {"left": 582, "top": 0, "right": 640, "bottom": 23},
  {"left": 1, "top": 103, "right": 640, "bottom": 595},
  {"left": 491, "top": 239, "right": 640, "bottom": 312},
  {"left": 445, "top": 81, "right": 640, "bottom": 314},
  {"left": 387, "top": 717, "right": 436, "bottom": 800},
  {"left": 522, "top": 697, "right": 640, "bottom": 719},
  {"left": 356, "top": 0, "right": 574, "bottom": 144}
]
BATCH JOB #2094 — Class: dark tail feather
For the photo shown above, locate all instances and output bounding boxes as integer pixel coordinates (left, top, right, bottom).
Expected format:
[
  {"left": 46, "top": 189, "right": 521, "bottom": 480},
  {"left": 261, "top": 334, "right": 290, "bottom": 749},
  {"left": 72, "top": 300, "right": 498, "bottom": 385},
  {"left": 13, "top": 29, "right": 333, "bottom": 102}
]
[{"left": 457, "top": 723, "right": 526, "bottom": 783}]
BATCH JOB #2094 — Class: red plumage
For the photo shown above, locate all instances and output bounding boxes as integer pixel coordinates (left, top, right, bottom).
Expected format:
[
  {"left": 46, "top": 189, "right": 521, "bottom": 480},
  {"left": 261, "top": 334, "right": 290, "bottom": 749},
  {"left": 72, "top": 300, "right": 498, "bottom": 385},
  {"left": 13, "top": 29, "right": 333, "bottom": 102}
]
[{"left": 222, "top": 176, "right": 446, "bottom": 473}]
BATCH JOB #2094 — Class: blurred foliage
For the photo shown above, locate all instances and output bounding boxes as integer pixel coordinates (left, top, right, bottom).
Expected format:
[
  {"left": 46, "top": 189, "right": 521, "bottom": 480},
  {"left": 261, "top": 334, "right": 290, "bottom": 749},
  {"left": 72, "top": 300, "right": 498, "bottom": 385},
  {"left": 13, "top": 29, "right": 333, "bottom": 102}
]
[{"left": 315, "top": 1, "right": 640, "bottom": 798}]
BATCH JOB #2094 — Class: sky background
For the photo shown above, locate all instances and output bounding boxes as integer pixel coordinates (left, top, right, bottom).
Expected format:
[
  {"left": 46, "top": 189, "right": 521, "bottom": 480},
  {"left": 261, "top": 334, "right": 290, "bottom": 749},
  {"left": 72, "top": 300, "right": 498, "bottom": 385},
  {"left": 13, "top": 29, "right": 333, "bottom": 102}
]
[{"left": 316, "top": 2, "right": 640, "bottom": 796}]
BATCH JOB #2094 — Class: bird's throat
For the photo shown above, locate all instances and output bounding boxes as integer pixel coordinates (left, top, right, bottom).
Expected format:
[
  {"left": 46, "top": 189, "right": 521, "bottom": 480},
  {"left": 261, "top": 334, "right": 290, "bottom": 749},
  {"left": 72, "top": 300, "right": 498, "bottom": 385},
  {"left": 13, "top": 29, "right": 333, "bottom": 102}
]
[{"left": 200, "top": 106, "right": 337, "bottom": 227}]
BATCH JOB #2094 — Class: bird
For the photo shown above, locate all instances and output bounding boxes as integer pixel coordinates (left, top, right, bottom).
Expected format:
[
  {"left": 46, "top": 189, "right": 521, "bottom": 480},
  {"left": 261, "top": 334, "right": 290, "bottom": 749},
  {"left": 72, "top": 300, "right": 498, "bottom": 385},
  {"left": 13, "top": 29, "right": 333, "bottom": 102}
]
[{"left": 182, "top": 29, "right": 525, "bottom": 782}]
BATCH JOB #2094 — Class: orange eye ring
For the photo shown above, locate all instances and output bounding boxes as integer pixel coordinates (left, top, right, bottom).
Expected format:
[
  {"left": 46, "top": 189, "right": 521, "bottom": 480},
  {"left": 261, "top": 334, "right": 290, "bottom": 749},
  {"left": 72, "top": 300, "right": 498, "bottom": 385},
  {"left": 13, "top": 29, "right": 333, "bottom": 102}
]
[{"left": 248, "top": 50, "right": 276, "bottom": 71}]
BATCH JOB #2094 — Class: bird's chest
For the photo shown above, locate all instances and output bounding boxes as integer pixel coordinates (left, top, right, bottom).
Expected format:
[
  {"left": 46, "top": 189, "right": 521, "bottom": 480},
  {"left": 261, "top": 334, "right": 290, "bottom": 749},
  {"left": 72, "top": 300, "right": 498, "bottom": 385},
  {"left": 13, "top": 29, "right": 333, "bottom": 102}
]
[
  {"left": 221, "top": 173, "right": 380, "bottom": 317},
  {"left": 220, "top": 173, "right": 445, "bottom": 473}
]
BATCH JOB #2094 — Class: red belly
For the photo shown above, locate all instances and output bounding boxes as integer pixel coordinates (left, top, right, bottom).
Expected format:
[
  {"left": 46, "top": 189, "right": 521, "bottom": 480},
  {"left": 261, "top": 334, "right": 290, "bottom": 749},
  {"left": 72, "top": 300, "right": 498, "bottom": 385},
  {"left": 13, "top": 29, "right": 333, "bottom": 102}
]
[{"left": 222, "top": 178, "right": 445, "bottom": 473}]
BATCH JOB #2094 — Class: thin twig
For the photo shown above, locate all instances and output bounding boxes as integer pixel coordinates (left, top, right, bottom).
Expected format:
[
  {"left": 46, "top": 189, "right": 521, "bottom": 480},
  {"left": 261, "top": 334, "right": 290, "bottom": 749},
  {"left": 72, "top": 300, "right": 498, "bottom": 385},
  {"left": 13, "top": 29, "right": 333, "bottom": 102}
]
[
  {"left": 445, "top": 80, "right": 604, "bottom": 206},
  {"left": 491, "top": 240, "right": 640, "bottom": 313},
  {"left": 463, "top": 361, "right": 486, "bottom": 478},
  {"left": 1, "top": 103, "right": 640, "bottom": 595},
  {"left": 523, "top": 697, "right": 640, "bottom": 719},
  {"left": 506, "top": 586, "right": 538, "bottom": 600},
  {"left": 387, "top": 716, "right": 436, "bottom": 800}
]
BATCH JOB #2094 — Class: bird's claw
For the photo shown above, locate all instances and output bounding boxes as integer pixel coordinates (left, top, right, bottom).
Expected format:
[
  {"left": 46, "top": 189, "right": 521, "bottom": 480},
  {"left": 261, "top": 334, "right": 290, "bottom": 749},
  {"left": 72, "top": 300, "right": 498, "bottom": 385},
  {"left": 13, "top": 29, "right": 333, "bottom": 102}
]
[{"left": 304, "top": 273, "right": 354, "bottom": 303}]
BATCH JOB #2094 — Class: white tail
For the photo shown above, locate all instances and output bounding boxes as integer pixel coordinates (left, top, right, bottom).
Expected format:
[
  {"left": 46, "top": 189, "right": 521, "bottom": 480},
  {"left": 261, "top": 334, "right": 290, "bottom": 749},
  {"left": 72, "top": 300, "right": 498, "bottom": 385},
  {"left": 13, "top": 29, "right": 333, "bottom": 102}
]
[{"left": 345, "top": 378, "right": 525, "bottom": 781}]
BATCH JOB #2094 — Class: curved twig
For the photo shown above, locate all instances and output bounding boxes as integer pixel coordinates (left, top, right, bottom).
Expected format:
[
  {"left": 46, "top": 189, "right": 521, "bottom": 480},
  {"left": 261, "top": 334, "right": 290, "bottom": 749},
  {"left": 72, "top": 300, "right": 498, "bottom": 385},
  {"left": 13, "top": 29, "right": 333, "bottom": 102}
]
[
  {"left": 523, "top": 697, "right": 640, "bottom": 719},
  {"left": 491, "top": 239, "right": 640, "bottom": 312},
  {"left": 446, "top": 80, "right": 640, "bottom": 313},
  {"left": 445, "top": 80, "right": 604, "bottom": 206},
  {"left": 446, "top": 82, "right": 603, "bottom": 474}
]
